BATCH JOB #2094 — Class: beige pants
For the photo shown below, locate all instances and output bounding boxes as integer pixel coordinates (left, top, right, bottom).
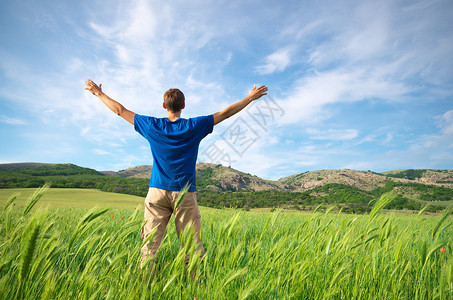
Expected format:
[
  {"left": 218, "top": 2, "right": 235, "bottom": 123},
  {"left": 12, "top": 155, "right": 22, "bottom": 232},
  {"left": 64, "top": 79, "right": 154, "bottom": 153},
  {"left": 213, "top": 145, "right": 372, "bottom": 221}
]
[{"left": 140, "top": 187, "right": 204, "bottom": 270}]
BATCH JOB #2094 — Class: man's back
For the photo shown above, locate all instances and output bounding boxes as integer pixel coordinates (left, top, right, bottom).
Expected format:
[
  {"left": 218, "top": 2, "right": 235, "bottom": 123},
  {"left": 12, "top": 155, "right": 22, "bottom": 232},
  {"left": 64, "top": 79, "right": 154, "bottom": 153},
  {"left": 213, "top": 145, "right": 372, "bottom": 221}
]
[{"left": 134, "top": 114, "right": 214, "bottom": 192}]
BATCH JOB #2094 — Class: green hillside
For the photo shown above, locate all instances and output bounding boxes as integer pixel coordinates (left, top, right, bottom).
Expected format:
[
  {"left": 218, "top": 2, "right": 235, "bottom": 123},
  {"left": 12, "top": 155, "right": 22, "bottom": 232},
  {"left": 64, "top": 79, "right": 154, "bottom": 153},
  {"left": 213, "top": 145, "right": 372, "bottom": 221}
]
[
  {"left": 0, "top": 163, "right": 452, "bottom": 213},
  {"left": 0, "top": 164, "right": 149, "bottom": 196}
]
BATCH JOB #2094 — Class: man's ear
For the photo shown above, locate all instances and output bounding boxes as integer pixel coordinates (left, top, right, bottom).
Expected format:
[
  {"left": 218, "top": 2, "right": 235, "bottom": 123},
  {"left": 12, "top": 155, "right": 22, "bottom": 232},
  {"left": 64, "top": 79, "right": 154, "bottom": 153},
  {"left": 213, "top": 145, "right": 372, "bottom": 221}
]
[
  {"left": 182, "top": 103, "right": 185, "bottom": 109},
  {"left": 163, "top": 102, "right": 166, "bottom": 109}
]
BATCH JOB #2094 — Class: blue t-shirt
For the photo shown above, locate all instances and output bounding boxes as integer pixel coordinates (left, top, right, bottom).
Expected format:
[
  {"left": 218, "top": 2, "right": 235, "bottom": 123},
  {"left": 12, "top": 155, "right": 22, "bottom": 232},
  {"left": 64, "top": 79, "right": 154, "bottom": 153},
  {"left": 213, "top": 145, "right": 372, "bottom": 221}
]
[{"left": 134, "top": 114, "right": 214, "bottom": 192}]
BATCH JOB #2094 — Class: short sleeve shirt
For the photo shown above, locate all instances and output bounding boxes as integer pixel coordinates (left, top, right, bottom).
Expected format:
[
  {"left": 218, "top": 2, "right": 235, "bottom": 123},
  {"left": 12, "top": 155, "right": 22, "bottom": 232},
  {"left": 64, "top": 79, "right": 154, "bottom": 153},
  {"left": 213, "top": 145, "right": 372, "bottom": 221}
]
[{"left": 134, "top": 114, "right": 214, "bottom": 192}]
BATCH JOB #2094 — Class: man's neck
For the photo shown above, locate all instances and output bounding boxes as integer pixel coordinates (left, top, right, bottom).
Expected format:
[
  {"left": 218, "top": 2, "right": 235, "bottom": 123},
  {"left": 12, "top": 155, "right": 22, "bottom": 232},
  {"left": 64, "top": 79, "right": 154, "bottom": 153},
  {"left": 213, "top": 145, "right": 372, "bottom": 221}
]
[{"left": 167, "top": 110, "right": 182, "bottom": 122}]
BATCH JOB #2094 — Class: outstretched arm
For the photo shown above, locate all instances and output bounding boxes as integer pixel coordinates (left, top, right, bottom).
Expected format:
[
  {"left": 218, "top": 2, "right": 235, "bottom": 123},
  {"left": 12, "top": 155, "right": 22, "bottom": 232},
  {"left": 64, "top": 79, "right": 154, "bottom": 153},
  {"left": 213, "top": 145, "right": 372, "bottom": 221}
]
[
  {"left": 213, "top": 85, "right": 268, "bottom": 125},
  {"left": 84, "top": 79, "right": 136, "bottom": 125}
]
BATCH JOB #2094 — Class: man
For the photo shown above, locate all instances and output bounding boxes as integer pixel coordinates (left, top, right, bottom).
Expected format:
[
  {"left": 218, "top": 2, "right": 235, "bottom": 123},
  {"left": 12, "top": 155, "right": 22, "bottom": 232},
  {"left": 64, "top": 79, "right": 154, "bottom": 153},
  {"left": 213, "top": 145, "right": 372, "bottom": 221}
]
[{"left": 84, "top": 79, "right": 268, "bottom": 275}]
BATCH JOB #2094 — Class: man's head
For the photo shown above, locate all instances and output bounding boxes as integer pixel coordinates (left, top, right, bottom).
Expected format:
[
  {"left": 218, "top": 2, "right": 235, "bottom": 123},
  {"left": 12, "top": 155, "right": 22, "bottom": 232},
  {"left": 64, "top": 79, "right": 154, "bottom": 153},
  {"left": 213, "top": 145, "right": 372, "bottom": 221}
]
[{"left": 163, "top": 88, "right": 185, "bottom": 112}]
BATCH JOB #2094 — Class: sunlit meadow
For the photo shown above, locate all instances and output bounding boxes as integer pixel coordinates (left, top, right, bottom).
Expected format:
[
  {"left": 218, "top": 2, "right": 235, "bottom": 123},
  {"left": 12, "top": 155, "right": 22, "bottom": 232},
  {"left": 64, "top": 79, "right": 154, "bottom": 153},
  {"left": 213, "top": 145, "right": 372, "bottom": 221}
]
[{"left": 0, "top": 186, "right": 452, "bottom": 299}]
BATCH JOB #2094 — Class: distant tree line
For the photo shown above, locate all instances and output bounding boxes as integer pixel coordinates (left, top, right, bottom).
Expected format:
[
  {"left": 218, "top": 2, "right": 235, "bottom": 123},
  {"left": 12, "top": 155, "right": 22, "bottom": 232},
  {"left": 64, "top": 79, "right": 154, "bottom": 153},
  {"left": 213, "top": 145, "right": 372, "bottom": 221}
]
[{"left": 197, "top": 182, "right": 447, "bottom": 213}]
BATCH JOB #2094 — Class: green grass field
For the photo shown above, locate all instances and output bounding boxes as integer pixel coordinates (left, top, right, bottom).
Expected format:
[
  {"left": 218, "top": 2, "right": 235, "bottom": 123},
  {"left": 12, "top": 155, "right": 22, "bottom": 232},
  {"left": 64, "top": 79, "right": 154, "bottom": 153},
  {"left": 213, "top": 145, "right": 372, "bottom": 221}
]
[
  {"left": 1, "top": 187, "right": 452, "bottom": 299},
  {"left": 0, "top": 188, "right": 143, "bottom": 209}
]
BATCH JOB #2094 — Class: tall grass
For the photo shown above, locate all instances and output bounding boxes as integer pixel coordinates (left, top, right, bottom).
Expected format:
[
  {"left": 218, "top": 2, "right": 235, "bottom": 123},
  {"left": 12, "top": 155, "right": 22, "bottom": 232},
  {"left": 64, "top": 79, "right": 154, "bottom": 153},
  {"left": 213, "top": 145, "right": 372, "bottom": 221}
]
[
  {"left": 22, "top": 182, "right": 51, "bottom": 216},
  {"left": 0, "top": 186, "right": 452, "bottom": 299}
]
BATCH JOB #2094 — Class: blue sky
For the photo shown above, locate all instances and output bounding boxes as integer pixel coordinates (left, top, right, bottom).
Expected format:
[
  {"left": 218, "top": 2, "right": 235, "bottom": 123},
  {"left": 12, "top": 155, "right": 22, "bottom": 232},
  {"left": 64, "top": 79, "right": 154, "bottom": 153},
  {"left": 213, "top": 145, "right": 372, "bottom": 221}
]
[{"left": 1, "top": 0, "right": 452, "bottom": 180}]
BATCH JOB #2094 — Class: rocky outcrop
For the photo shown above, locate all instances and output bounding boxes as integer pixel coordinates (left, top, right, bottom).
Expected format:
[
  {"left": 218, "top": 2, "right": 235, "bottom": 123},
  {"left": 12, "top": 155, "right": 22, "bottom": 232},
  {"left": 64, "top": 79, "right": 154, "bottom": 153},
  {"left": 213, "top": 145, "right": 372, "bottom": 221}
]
[
  {"left": 99, "top": 163, "right": 453, "bottom": 193},
  {"left": 100, "top": 165, "right": 152, "bottom": 178}
]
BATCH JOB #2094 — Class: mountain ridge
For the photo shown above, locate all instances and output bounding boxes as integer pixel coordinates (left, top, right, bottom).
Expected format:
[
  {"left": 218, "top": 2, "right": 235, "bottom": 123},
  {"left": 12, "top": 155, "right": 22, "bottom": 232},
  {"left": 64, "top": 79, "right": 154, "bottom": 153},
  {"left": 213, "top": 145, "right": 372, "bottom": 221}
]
[
  {"left": 2, "top": 162, "right": 452, "bottom": 192},
  {"left": 99, "top": 163, "right": 453, "bottom": 191}
]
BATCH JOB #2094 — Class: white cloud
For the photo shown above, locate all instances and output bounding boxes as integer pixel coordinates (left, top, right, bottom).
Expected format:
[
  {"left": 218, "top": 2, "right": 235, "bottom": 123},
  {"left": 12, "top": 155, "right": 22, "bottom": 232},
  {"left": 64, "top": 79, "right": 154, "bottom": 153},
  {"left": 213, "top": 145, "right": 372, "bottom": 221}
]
[
  {"left": 0, "top": 115, "right": 25, "bottom": 125},
  {"left": 358, "top": 109, "right": 453, "bottom": 171},
  {"left": 277, "top": 68, "right": 410, "bottom": 125},
  {"left": 256, "top": 48, "right": 292, "bottom": 75},
  {"left": 307, "top": 128, "right": 359, "bottom": 141},
  {"left": 440, "top": 110, "right": 453, "bottom": 136},
  {"left": 94, "top": 149, "right": 111, "bottom": 156},
  {"left": 120, "top": 0, "right": 158, "bottom": 42},
  {"left": 307, "top": 1, "right": 391, "bottom": 66},
  {"left": 266, "top": 0, "right": 452, "bottom": 128}
]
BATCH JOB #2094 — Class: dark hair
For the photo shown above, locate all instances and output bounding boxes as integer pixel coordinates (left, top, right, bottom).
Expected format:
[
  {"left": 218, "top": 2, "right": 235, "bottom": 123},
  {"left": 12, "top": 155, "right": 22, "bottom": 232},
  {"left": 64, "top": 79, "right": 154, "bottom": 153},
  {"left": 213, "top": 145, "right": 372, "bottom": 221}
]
[{"left": 163, "top": 88, "right": 185, "bottom": 112}]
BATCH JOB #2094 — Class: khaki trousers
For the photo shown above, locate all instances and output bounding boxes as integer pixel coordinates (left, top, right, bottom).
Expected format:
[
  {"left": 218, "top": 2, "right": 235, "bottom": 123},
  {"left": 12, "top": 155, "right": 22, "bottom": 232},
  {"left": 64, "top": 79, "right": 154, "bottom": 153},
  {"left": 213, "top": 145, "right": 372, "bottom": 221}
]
[{"left": 140, "top": 187, "right": 204, "bottom": 270}]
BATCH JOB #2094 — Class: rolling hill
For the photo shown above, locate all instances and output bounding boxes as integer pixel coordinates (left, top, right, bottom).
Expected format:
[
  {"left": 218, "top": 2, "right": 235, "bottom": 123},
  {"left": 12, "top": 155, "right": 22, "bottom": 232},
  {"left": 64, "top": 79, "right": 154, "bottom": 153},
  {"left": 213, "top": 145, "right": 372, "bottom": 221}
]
[{"left": 1, "top": 162, "right": 452, "bottom": 212}]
